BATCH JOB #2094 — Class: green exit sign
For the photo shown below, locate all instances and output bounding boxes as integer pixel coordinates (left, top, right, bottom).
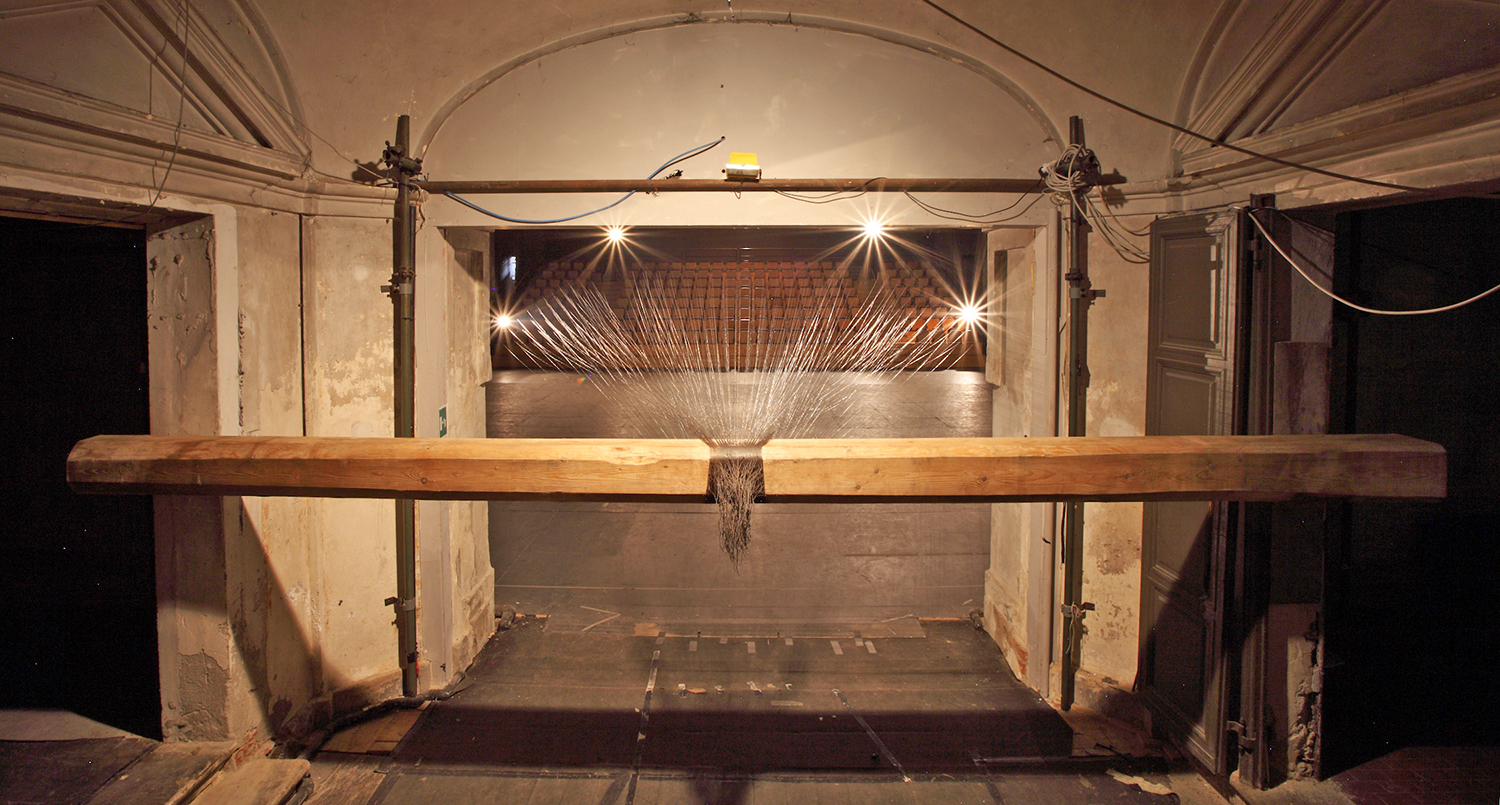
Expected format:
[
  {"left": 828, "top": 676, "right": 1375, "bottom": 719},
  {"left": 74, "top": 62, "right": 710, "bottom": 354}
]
[{"left": 439, "top": 406, "right": 447, "bottom": 438}]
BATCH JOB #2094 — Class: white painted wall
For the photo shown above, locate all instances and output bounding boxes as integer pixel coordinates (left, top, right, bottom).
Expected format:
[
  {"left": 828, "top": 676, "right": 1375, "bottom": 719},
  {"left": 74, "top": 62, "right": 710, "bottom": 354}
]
[
  {"left": 983, "top": 225, "right": 1056, "bottom": 692},
  {"left": 414, "top": 227, "right": 496, "bottom": 689}
]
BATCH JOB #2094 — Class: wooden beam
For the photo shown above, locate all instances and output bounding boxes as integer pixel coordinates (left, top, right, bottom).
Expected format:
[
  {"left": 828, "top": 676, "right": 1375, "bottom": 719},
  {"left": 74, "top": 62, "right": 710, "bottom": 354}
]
[
  {"left": 66, "top": 436, "right": 711, "bottom": 500},
  {"left": 761, "top": 435, "right": 1444, "bottom": 501},
  {"left": 67, "top": 434, "right": 1444, "bottom": 502}
]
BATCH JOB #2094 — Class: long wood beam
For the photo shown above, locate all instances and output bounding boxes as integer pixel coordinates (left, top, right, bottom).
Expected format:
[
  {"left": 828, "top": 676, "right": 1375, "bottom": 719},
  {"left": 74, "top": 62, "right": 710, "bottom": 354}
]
[{"left": 67, "top": 434, "right": 1445, "bottom": 502}]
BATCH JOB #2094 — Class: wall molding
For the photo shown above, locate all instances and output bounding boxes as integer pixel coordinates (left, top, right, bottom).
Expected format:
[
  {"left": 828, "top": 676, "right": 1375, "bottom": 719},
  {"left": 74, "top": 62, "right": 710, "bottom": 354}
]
[
  {"left": 0, "top": 0, "right": 401, "bottom": 221},
  {"left": 1174, "top": 0, "right": 1390, "bottom": 155},
  {"left": 0, "top": 73, "right": 304, "bottom": 179},
  {"left": 0, "top": 0, "right": 306, "bottom": 153},
  {"left": 1180, "top": 63, "right": 1500, "bottom": 179}
]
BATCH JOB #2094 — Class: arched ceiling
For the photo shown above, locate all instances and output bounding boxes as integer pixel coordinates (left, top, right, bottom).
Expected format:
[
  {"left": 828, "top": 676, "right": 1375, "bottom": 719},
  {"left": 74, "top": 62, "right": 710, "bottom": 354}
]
[
  {"left": 251, "top": 0, "right": 1214, "bottom": 187},
  {"left": 419, "top": 21, "right": 1072, "bottom": 227},
  {"left": 4, "top": 1, "right": 1494, "bottom": 207}
]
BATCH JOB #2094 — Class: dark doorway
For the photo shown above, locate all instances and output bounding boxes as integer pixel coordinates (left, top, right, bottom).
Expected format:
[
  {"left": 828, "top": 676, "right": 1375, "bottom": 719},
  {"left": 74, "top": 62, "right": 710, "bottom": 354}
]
[
  {"left": 0, "top": 216, "right": 159, "bottom": 738},
  {"left": 1322, "top": 196, "right": 1500, "bottom": 774}
]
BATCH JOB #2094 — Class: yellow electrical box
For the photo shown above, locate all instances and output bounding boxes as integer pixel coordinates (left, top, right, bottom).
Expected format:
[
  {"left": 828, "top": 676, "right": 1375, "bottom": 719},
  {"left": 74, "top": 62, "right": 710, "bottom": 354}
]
[{"left": 725, "top": 152, "right": 761, "bottom": 181}]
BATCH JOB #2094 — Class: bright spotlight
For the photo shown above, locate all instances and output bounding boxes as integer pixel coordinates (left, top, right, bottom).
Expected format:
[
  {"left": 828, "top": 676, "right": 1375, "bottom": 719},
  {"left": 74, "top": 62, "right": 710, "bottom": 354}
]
[
  {"left": 957, "top": 304, "right": 982, "bottom": 327},
  {"left": 860, "top": 219, "right": 886, "bottom": 240},
  {"left": 494, "top": 313, "right": 514, "bottom": 329},
  {"left": 604, "top": 225, "right": 626, "bottom": 244}
]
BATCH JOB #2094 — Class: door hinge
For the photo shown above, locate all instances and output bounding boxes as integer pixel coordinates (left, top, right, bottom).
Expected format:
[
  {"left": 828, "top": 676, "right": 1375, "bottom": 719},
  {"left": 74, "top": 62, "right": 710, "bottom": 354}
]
[{"left": 1227, "top": 720, "right": 1258, "bottom": 751}]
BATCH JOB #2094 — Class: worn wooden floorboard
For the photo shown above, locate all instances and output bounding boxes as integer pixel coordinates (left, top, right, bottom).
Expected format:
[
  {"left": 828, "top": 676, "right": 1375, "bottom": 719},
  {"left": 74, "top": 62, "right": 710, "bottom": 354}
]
[
  {"left": 303, "top": 753, "right": 387, "bottom": 805},
  {"left": 0, "top": 737, "right": 155, "bottom": 805}
]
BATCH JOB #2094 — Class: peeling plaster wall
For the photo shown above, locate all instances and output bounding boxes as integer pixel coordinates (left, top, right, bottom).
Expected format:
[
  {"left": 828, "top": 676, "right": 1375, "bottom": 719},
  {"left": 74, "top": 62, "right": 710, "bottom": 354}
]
[
  {"left": 980, "top": 217, "right": 1152, "bottom": 703},
  {"left": 230, "top": 207, "right": 325, "bottom": 742},
  {"left": 439, "top": 228, "right": 495, "bottom": 675},
  {"left": 300, "top": 214, "right": 401, "bottom": 695},
  {"left": 1075, "top": 231, "right": 1151, "bottom": 691},
  {"left": 147, "top": 206, "right": 365, "bottom": 747},
  {"left": 412, "top": 225, "right": 496, "bottom": 688},
  {"left": 148, "top": 217, "right": 224, "bottom": 437},
  {"left": 143, "top": 203, "right": 494, "bottom": 744},
  {"left": 148, "top": 216, "right": 236, "bottom": 742},
  {"left": 414, "top": 226, "right": 453, "bottom": 689}
]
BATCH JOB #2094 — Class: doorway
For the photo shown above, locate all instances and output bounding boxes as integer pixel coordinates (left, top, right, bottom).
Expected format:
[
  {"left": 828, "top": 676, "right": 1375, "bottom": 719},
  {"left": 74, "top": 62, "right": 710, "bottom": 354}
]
[
  {"left": 1318, "top": 196, "right": 1500, "bottom": 774},
  {"left": 484, "top": 226, "right": 993, "bottom": 634},
  {"left": 0, "top": 216, "right": 158, "bottom": 738}
]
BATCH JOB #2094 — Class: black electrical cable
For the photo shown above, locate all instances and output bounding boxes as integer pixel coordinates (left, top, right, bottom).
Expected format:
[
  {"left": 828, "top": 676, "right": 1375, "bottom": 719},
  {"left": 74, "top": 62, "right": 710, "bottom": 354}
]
[
  {"left": 108, "top": 0, "right": 193, "bottom": 227},
  {"left": 444, "top": 136, "right": 726, "bottom": 224},
  {"left": 902, "top": 190, "right": 1037, "bottom": 222},
  {"left": 918, "top": 0, "right": 1429, "bottom": 194}
]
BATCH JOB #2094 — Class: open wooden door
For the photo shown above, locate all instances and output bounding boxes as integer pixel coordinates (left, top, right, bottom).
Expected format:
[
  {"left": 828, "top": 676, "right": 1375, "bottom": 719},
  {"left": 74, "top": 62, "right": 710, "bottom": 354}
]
[{"left": 1139, "top": 211, "right": 1242, "bottom": 774}]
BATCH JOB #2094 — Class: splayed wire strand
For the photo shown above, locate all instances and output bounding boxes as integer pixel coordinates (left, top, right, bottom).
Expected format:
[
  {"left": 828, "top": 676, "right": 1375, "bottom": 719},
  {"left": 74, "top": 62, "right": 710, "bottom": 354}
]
[{"left": 507, "top": 275, "right": 967, "bottom": 563}]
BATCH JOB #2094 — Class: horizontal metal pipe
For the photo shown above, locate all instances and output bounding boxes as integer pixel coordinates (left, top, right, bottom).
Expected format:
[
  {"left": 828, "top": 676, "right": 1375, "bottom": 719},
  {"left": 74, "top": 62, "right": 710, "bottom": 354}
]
[{"left": 414, "top": 177, "right": 1069, "bottom": 194}]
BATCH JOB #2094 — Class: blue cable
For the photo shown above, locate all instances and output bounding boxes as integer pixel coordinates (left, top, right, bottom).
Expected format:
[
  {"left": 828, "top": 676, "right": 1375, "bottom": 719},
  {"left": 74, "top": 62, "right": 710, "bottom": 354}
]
[{"left": 441, "top": 136, "right": 726, "bottom": 224}]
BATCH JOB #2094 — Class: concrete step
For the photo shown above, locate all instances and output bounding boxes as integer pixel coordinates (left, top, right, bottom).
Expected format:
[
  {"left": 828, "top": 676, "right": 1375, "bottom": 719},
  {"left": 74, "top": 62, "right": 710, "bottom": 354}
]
[
  {"left": 188, "top": 759, "right": 311, "bottom": 805},
  {"left": 86, "top": 741, "right": 237, "bottom": 805}
]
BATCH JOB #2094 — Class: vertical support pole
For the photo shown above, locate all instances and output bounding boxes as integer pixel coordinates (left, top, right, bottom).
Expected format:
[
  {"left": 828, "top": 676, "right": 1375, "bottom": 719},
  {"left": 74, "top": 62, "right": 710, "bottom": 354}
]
[
  {"left": 385, "top": 115, "right": 421, "bottom": 697},
  {"left": 1235, "top": 193, "right": 1278, "bottom": 787},
  {"left": 1059, "top": 116, "right": 1091, "bottom": 711}
]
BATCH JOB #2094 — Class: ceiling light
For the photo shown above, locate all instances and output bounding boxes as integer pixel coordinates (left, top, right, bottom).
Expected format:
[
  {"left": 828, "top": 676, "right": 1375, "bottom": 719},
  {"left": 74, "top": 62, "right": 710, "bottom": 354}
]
[
  {"left": 957, "top": 304, "right": 982, "bottom": 327},
  {"left": 604, "top": 225, "right": 626, "bottom": 244},
  {"left": 860, "top": 219, "right": 886, "bottom": 240}
]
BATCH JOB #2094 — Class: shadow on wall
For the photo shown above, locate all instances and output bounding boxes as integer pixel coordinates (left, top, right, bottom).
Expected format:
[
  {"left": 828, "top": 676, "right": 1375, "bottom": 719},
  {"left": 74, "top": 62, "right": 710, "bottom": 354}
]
[
  {"left": 232, "top": 501, "right": 380, "bottom": 744},
  {"left": 0, "top": 216, "right": 397, "bottom": 746},
  {"left": 157, "top": 495, "right": 399, "bottom": 747},
  {"left": 1136, "top": 508, "right": 1232, "bottom": 767}
]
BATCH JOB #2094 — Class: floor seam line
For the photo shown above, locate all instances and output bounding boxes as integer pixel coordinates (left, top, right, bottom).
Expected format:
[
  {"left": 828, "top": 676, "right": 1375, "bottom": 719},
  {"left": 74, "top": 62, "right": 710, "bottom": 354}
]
[{"left": 622, "top": 645, "right": 661, "bottom": 805}]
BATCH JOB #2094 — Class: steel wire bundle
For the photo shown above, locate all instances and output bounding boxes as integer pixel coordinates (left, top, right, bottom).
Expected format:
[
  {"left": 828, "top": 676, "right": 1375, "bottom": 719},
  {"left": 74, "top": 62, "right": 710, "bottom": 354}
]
[{"left": 507, "top": 276, "right": 965, "bottom": 564}]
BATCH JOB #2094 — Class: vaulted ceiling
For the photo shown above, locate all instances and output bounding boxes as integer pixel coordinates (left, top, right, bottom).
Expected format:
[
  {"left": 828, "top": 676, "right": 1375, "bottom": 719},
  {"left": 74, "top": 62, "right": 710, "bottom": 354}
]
[{"left": 0, "top": 0, "right": 1495, "bottom": 208}]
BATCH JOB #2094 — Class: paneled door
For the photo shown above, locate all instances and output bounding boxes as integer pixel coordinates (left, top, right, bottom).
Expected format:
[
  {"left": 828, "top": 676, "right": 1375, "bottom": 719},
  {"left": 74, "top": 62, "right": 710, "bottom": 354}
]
[{"left": 1139, "top": 212, "right": 1241, "bottom": 774}]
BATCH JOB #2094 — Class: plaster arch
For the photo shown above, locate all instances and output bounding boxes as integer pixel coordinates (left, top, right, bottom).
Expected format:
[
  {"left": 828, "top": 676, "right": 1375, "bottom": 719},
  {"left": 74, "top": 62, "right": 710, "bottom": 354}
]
[
  {"left": 1171, "top": 0, "right": 1500, "bottom": 163},
  {"left": 418, "top": 13, "right": 1069, "bottom": 228}
]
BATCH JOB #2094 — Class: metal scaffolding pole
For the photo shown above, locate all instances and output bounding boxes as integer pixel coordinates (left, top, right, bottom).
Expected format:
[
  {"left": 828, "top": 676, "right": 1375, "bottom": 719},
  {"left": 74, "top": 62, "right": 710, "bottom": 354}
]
[
  {"left": 384, "top": 115, "right": 421, "bottom": 697},
  {"left": 1059, "top": 116, "right": 1099, "bottom": 711}
]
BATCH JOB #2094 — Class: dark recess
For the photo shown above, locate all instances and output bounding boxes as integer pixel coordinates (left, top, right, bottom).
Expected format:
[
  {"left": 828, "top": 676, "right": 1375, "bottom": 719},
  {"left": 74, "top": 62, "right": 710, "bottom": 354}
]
[
  {"left": 1323, "top": 196, "right": 1500, "bottom": 774},
  {"left": 0, "top": 216, "right": 159, "bottom": 739}
]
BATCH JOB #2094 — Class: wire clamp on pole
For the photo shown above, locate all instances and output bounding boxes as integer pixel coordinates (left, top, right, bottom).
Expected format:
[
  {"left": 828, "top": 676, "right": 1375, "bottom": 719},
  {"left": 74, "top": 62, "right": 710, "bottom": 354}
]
[{"left": 1061, "top": 602, "right": 1094, "bottom": 620}]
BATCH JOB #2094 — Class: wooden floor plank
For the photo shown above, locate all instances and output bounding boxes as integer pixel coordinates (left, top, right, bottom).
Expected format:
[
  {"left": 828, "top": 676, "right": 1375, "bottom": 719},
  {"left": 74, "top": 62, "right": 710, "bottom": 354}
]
[
  {"left": 303, "top": 753, "right": 386, "bottom": 805},
  {"left": 321, "top": 719, "right": 381, "bottom": 755}
]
